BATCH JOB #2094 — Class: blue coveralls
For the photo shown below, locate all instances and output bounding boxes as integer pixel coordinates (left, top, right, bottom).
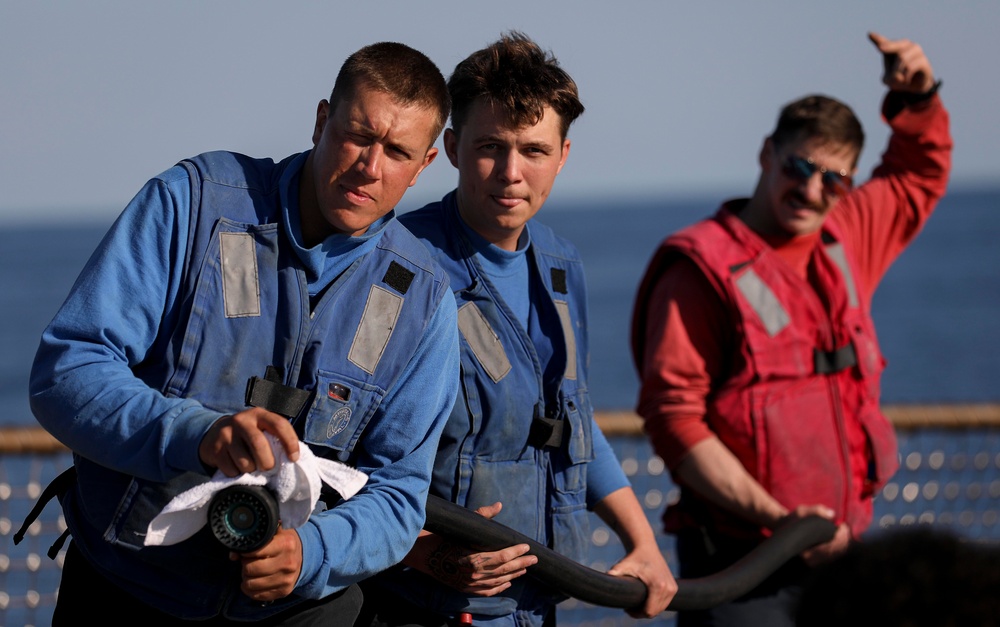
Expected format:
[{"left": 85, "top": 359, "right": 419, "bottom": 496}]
[
  {"left": 367, "top": 191, "right": 628, "bottom": 626},
  {"left": 29, "top": 151, "right": 459, "bottom": 620}
]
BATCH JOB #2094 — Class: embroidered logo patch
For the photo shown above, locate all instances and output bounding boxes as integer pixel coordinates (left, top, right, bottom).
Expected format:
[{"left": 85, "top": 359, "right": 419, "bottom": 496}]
[{"left": 327, "top": 406, "right": 353, "bottom": 438}]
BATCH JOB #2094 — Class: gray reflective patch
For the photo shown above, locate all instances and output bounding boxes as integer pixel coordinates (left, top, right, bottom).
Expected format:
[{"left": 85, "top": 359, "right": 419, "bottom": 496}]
[
  {"left": 219, "top": 232, "right": 260, "bottom": 318},
  {"left": 823, "top": 243, "right": 859, "bottom": 308},
  {"left": 735, "top": 269, "right": 789, "bottom": 337},
  {"left": 349, "top": 285, "right": 402, "bottom": 374},
  {"left": 554, "top": 300, "right": 577, "bottom": 381},
  {"left": 457, "top": 302, "right": 511, "bottom": 383}
]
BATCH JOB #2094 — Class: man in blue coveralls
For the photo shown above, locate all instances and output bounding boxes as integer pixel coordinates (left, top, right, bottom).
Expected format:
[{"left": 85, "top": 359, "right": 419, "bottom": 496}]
[
  {"left": 357, "top": 33, "right": 678, "bottom": 627},
  {"left": 30, "top": 42, "right": 459, "bottom": 626}
]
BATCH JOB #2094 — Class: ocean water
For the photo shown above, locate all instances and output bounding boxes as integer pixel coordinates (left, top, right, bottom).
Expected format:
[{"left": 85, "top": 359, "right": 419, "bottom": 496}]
[
  {"left": 2, "top": 184, "right": 998, "bottom": 428},
  {"left": 1, "top": 186, "right": 998, "bottom": 627}
]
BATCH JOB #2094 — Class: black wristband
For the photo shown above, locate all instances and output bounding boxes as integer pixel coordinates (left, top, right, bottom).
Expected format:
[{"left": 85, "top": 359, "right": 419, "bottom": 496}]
[{"left": 899, "top": 79, "right": 942, "bottom": 106}]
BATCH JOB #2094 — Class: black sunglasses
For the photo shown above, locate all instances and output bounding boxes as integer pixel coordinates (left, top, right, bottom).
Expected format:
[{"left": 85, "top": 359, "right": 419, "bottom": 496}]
[{"left": 781, "top": 155, "right": 853, "bottom": 197}]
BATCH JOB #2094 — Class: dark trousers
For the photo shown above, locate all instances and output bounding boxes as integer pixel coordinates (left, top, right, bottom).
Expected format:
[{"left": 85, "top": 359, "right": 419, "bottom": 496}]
[
  {"left": 54, "top": 541, "right": 363, "bottom": 626},
  {"left": 354, "top": 581, "right": 556, "bottom": 627},
  {"left": 675, "top": 529, "right": 807, "bottom": 627},
  {"left": 354, "top": 580, "right": 450, "bottom": 627}
]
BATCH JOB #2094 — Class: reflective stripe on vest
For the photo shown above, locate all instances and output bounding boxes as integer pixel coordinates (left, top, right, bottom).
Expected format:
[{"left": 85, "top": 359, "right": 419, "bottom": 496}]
[
  {"left": 732, "top": 242, "right": 862, "bottom": 370},
  {"left": 734, "top": 268, "right": 790, "bottom": 337},
  {"left": 457, "top": 302, "right": 512, "bottom": 383},
  {"left": 823, "top": 242, "right": 859, "bottom": 308},
  {"left": 554, "top": 300, "right": 577, "bottom": 381}
]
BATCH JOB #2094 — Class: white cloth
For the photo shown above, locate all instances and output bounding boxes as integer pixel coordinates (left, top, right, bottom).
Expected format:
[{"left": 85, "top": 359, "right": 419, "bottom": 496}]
[{"left": 144, "top": 434, "right": 368, "bottom": 546}]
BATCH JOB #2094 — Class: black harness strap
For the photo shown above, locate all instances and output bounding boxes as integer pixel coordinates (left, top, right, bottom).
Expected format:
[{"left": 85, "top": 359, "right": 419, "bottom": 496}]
[
  {"left": 244, "top": 367, "right": 313, "bottom": 420},
  {"left": 814, "top": 342, "right": 858, "bottom": 374},
  {"left": 528, "top": 416, "right": 565, "bottom": 449},
  {"left": 14, "top": 465, "right": 77, "bottom": 558}
]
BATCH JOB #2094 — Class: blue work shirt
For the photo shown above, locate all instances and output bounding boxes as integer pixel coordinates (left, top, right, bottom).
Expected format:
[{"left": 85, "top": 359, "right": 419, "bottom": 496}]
[{"left": 30, "top": 151, "right": 459, "bottom": 619}]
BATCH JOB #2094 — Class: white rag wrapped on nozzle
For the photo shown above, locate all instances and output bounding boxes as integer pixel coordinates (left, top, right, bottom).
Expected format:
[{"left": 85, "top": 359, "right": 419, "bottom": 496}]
[{"left": 144, "top": 434, "right": 368, "bottom": 546}]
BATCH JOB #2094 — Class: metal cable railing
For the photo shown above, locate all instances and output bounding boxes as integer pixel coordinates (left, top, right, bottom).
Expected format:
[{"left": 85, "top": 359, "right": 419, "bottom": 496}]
[{"left": 2, "top": 405, "right": 999, "bottom": 626}]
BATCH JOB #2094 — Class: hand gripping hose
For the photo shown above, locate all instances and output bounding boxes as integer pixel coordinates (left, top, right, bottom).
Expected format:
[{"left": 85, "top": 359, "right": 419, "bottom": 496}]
[{"left": 424, "top": 495, "right": 837, "bottom": 611}]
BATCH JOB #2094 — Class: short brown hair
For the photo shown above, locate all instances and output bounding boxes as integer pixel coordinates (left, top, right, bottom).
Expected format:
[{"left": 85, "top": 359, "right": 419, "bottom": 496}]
[
  {"left": 770, "top": 95, "right": 865, "bottom": 164},
  {"left": 329, "top": 42, "right": 450, "bottom": 143},
  {"left": 448, "top": 32, "right": 584, "bottom": 139}
]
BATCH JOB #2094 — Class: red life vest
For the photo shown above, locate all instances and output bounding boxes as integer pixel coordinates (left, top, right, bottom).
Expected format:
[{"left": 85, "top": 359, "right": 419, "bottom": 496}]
[{"left": 632, "top": 207, "right": 899, "bottom": 539}]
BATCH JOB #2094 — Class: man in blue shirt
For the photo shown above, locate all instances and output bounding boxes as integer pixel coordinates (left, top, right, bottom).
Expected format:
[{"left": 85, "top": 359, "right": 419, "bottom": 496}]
[
  {"left": 30, "top": 42, "right": 460, "bottom": 626},
  {"left": 358, "top": 33, "right": 677, "bottom": 627}
]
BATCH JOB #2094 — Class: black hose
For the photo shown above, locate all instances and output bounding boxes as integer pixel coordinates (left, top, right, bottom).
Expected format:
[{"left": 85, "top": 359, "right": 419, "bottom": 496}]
[{"left": 424, "top": 495, "right": 837, "bottom": 611}]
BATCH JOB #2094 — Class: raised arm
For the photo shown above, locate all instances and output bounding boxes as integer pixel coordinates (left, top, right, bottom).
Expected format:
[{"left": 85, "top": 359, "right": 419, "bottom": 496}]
[{"left": 834, "top": 32, "right": 951, "bottom": 294}]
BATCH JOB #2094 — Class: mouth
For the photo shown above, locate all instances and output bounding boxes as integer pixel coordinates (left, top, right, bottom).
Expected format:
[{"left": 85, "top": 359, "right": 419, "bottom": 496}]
[
  {"left": 784, "top": 191, "right": 822, "bottom": 213},
  {"left": 341, "top": 184, "right": 373, "bottom": 205},
  {"left": 491, "top": 195, "right": 525, "bottom": 209}
]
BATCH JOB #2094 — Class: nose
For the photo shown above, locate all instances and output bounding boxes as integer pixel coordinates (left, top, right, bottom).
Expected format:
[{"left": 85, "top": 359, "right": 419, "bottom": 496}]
[
  {"left": 801, "top": 171, "right": 825, "bottom": 203},
  {"left": 357, "top": 144, "right": 383, "bottom": 180},
  {"left": 496, "top": 151, "right": 523, "bottom": 184}
]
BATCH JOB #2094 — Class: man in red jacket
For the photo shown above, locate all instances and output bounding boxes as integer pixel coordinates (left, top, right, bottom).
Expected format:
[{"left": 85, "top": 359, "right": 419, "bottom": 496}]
[{"left": 631, "top": 32, "right": 951, "bottom": 627}]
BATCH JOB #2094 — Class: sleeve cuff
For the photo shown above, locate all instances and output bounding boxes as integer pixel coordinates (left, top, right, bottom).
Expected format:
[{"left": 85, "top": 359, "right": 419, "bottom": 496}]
[
  {"left": 293, "top": 521, "right": 325, "bottom": 598},
  {"left": 165, "top": 404, "right": 227, "bottom": 475},
  {"left": 883, "top": 80, "right": 942, "bottom": 120}
]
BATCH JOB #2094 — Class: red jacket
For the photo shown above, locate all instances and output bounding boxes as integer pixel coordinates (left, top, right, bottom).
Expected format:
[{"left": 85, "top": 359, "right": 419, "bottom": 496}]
[
  {"left": 631, "top": 94, "right": 952, "bottom": 541},
  {"left": 633, "top": 209, "right": 897, "bottom": 538}
]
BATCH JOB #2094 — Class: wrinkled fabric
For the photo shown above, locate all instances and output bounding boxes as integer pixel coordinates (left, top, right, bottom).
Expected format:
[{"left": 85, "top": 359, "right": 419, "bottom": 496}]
[
  {"left": 145, "top": 434, "right": 368, "bottom": 546},
  {"left": 30, "top": 150, "right": 459, "bottom": 620}
]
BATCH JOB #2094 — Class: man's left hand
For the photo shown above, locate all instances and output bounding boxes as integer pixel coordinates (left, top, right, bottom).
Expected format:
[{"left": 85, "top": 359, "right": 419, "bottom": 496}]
[
  {"left": 607, "top": 545, "right": 679, "bottom": 618},
  {"left": 235, "top": 527, "right": 303, "bottom": 602},
  {"left": 778, "top": 504, "right": 852, "bottom": 567},
  {"left": 801, "top": 521, "right": 852, "bottom": 567},
  {"left": 869, "top": 32, "right": 937, "bottom": 94}
]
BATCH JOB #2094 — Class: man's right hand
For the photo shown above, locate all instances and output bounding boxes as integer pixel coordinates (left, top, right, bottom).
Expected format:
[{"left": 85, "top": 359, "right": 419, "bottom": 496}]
[
  {"left": 779, "top": 504, "right": 852, "bottom": 567},
  {"left": 199, "top": 407, "right": 300, "bottom": 477},
  {"left": 405, "top": 502, "right": 538, "bottom": 596}
]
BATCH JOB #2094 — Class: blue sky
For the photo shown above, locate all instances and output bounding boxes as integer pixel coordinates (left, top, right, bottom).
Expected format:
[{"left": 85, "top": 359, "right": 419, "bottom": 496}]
[{"left": 2, "top": 1, "right": 995, "bottom": 224}]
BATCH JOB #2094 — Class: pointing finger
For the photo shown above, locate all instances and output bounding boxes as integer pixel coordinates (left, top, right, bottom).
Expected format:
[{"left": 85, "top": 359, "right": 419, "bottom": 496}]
[
  {"left": 868, "top": 31, "right": 907, "bottom": 53},
  {"left": 868, "top": 31, "right": 888, "bottom": 49}
]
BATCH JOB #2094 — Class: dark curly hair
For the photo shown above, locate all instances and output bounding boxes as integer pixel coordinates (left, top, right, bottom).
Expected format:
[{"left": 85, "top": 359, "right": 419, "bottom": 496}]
[{"left": 448, "top": 32, "right": 584, "bottom": 139}]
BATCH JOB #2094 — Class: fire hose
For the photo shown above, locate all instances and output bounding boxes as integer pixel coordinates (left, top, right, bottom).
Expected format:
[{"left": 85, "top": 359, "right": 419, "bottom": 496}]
[
  {"left": 423, "top": 495, "right": 835, "bottom": 611},
  {"left": 211, "top": 377, "right": 838, "bottom": 610},
  {"left": 207, "top": 486, "right": 836, "bottom": 611},
  {"left": 20, "top": 466, "right": 834, "bottom": 612}
]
